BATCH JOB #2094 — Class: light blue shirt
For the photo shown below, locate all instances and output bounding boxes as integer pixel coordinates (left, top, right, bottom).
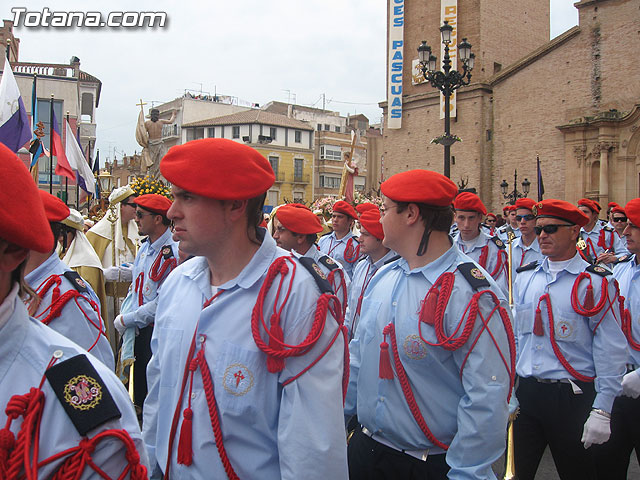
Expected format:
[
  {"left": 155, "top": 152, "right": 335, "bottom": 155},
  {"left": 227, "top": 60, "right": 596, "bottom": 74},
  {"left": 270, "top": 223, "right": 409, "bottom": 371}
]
[
  {"left": 0, "top": 285, "right": 148, "bottom": 477},
  {"left": 453, "top": 231, "right": 508, "bottom": 294},
  {"left": 344, "top": 249, "right": 397, "bottom": 339},
  {"left": 510, "top": 236, "right": 544, "bottom": 279},
  {"left": 513, "top": 254, "right": 627, "bottom": 412},
  {"left": 143, "top": 231, "right": 348, "bottom": 479},
  {"left": 613, "top": 254, "right": 640, "bottom": 366},
  {"left": 498, "top": 225, "right": 520, "bottom": 243},
  {"left": 25, "top": 252, "right": 114, "bottom": 370},
  {"left": 318, "top": 231, "right": 360, "bottom": 279},
  {"left": 346, "top": 246, "right": 512, "bottom": 480},
  {"left": 121, "top": 227, "right": 179, "bottom": 329},
  {"left": 580, "top": 222, "right": 629, "bottom": 259},
  {"left": 302, "top": 244, "right": 351, "bottom": 297}
]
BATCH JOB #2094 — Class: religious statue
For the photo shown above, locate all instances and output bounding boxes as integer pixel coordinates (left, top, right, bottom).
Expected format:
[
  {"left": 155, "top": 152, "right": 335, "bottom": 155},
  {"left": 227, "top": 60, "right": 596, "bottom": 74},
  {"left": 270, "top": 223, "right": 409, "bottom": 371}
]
[
  {"left": 135, "top": 101, "right": 176, "bottom": 178},
  {"left": 338, "top": 131, "right": 366, "bottom": 203}
]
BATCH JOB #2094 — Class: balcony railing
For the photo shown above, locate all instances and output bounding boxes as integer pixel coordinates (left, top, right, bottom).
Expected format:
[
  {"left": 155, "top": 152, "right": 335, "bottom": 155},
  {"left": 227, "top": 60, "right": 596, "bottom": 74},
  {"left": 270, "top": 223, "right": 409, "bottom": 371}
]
[
  {"left": 273, "top": 173, "right": 286, "bottom": 183},
  {"left": 292, "top": 174, "right": 310, "bottom": 184},
  {"left": 162, "top": 124, "right": 180, "bottom": 139}
]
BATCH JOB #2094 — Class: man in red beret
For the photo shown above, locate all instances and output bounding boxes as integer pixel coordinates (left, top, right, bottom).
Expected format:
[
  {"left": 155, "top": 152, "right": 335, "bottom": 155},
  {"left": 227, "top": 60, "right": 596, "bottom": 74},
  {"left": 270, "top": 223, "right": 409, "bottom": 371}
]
[
  {"left": 143, "top": 138, "right": 348, "bottom": 479},
  {"left": 498, "top": 205, "right": 522, "bottom": 242},
  {"left": 577, "top": 198, "right": 628, "bottom": 265},
  {"left": 606, "top": 202, "right": 621, "bottom": 228},
  {"left": 511, "top": 199, "right": 627, "bottom": 479},
  {"left": 273, "top": 203, "right": 350, "bottom": 296},
  {"left": 346, "top": 169, "right": 514, "bottom": 480},
  {"left": 0, "top": 144, "right": 149, "bottom": 477},
  {"left": 453, "top": 192, "right": 508, "bottom": 293},
  {"left": 510, "top": 198, "right": 545, "bottom": 279},
  {"left": 597, "top": 198, "right": 640, "bottom": 479},
  {"left": 355, "top": 202, "right": 379, "bottom": 216},
  {"left": 344, "top": 208, "right": 396, "bottom": 341},
  {"left": 318, "top": 200, "right": 360, "bottom": 279},
  {"left": 113, "top": 194, "right": 179, "bottom": 413},
  {"left": 609, "top": 205, "right": 629, "bottom": 248},
  {"left": 24, "top": 191, "right": 114, "bottom": 370},
  {"left": 483, "top": 212, "right": 497, "bottom": 236}
]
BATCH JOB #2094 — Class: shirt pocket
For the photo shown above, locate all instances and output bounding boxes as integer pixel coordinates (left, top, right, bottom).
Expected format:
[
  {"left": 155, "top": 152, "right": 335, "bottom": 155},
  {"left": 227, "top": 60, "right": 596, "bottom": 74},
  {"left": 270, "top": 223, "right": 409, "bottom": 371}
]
[
  {"left": 213, "top": 341, "right": 266, "bottom": 416},
  {"left": 552, "top": 308, "right": 587, "bottom": 344},
  {"left": 360, "top": 300, "right": 382, "bottom": 346},
  {"left": 396, "top": 314, "right": 442, "bottom": 367},
  {"left": 158, "top": 327, "right": 183, "bottom": 388},
  {"left": 514, "top": 302, "right": 534, "bottom": 336}
]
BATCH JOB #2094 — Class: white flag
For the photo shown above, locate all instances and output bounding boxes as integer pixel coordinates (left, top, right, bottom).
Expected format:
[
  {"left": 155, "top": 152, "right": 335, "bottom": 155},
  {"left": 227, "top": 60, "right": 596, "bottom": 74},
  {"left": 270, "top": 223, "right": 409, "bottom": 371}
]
[{"left": 65, "top": 119, "right": 95, "bottom": 193}]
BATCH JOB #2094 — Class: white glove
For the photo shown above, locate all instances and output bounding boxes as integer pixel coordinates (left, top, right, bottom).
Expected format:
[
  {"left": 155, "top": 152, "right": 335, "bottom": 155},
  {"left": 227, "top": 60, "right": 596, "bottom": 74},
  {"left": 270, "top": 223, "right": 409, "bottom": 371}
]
[
  {"left": 119, "top": 263, "right": 133, "bottom": 282},
  {"left": 104, "top": 265, "right": 133, "bottom": 282},
  {"left": 114, "top": 315, "right": 127, "bottom": 335},
  {"left": 581, "top": 410, "right": 611, "bottom": 448},
  {"left": 621, "top": 370, "right": 640, "bottom": 399},
  {"left": 104, "top": 266, "right": 120, "bottom": 282}
]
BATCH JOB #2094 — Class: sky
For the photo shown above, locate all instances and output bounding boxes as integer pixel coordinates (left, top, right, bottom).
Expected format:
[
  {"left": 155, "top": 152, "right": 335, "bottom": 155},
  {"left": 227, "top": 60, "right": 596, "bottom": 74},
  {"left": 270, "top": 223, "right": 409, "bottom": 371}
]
[{"left": 6, "top": 0, "right": 579, "bottom": 165}]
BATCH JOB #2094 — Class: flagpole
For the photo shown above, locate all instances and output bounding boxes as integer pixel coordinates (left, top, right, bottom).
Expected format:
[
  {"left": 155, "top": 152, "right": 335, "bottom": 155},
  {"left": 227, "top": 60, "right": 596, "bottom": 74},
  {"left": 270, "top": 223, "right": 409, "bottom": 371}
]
[
  {"left": 49, "top": 95, "right": 54, "bottom": 194},
  {"left": 81, "top": 138, "right": 89, "bottom": 209},
  {"left": 31, "top": 74, "right": 37, "bottom": 181},
  {"left": 64, "top": 112, "right": 71, "bottom": 204},
  {"left": 5, "top": 38, "right": 9, "bottom": 60}
]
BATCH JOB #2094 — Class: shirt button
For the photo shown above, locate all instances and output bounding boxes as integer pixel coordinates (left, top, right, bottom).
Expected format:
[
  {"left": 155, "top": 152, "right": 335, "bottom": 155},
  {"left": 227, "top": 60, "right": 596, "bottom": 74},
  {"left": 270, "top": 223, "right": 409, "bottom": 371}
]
[
  {"left": 53, "top": 349, "right": 63, "bottom": 359},
  {"left": 392, "top": 302, "right": 397, "bottom": 306},
  {"left": 198, "top": 335, "right": 205, "bottom": 343},
  {"left": 536, "top": 345, "right": 542, "bottom": 350},
  {"left": 491, "top": 375, "right": 497, "bottom": 381},
  {"left": 191, "top": 392, "right": 196, "bottom": 399},
  {"left": 533, "top": 365, "right": 539, "bottom": 370}
]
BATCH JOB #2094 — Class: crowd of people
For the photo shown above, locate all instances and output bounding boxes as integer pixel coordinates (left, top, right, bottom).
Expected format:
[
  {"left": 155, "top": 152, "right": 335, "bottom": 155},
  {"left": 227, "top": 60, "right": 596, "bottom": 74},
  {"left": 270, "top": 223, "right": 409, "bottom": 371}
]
[{"left": 1, "top": 137, "right": 639, "bottom": 479}]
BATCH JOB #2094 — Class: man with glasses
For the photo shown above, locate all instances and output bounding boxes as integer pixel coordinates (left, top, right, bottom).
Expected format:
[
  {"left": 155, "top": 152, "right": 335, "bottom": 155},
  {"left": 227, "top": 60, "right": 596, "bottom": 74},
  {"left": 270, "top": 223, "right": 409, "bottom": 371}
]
[
  {"left": 483, "top": 212, "right": 498, "bottom": 236},
  {"left": 577, "top": 198, "right": 627, "bottom": 265},
  {"left": 346, "top": 170, "right": 514, "bottom": 480},
  {"left": 595, "top": 198, "right": 640, "bottom": 479},
  {"left": 510, "top": 198, "right": 544, "bottom": 278},
  {"left": 610, "top": 205, "right": 628, "bottom": 251},
  {"left": 318, "top": 200, "right": 360, "bottom": 279},
  {"left": 512, "top": 199, "right": 627, "bottom": 480},
  {"left": 114, "top": 193, "right": 178, "bottom": 411},
  {"left": 452, "top": 192, "right": 508, "bottom": 293}
]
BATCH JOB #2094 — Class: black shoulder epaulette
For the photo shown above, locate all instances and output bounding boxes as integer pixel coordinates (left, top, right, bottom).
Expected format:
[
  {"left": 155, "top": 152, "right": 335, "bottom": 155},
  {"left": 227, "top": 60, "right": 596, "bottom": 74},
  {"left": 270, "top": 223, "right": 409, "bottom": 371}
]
[
  {"left": 586, "top": 264, "right": 613, "bottom": 277},
  {"left": 516, "top": 261, "right": 539, "bottom": 273},
  {"left": 384, "top": 255, "right": 401, "bottom": 265},
  {"left": 142, "top": 236, "right": 150, "bottom": 243},
  {"left": 490, "top": 236, "right": 506, "bottom": 249},
  {"left": 298, "top": 257, "right": 334, "bottom": 294},
  {"left": 603, "top": 225, "right": 614, "bottom": 233},
  {"left": 45, "top": 354, "right": 121, "bottom": 436},
  {"left": 457, "top": 262, "right": 491, "bottom": 290},
  {"left": 161, "top": 245, "right": 175, "bottom": 260},
  {"left": 614, "top": 254, "right": 633, "bottom": 264},
  {"left": 318, "top": 255, "right": 339, "bottom": 271},
  {"left": 63, "top": 271, "right": 89, "bottom": 294}
]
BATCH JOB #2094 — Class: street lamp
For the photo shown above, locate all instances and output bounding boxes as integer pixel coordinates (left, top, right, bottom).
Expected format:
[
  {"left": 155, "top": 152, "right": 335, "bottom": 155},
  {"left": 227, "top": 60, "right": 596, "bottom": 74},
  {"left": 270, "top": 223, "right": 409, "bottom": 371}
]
[
  {"left": 417, "top": 21, "right": 475, "bottom": 178},
  {"left": 501, "top": 169, "right": 530, "bottom": 205}
]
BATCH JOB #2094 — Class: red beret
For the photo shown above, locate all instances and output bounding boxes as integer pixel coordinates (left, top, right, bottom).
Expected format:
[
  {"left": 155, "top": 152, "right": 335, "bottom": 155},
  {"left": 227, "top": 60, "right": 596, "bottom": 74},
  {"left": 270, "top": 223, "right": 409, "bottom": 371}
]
[
  {"left": 515, "top": 198, "right": 536, "bottom": 211},
  {"left": 355, "top": 203, "right": 379, "bottom": 215},
  {"left": 134, "top": 194, "right": 172, "bottom": 216},
  {"left": 359, "top": 209, "right": 384, "bottom": 240},
  {"left": 38, "top": 191, "right": 70, "bottom": 223},
  {"left": 0, "top": 144, "right": 53, "bottom": 253},
  {"left": 608, "top": 202, "right": 620, "bottom": 210},
  {"left": 454, "top": 192, "right": 487, "bottom": 215},
  {"left": 533, "top": 199, "right": 589, "bottom": 227},
  {"left": 333, "top": 200, "right": 358, "bottom": 219},
  {"left": 160, "top": 138, "right": 275, "bottom": 200},
  {"left": 502, "top": 205, "right": 510, "bottom": 213},
  {"left": 486, "top": 212, "right": 497, "bottom": 219},
  {"left": 578, "top": 198, "right": 600, "bottom": 213},
  {"left": 381, "top": 170, "right": 457, "bottom": 207},
  {"left": 611, "top": 206, "right": 626, "bottom": 216},
  {"left": 276, "top": 203, "right": 323, "bottom": 234},
  {"left": 625, "top": 199, "right": 640, "bottom": 226}
]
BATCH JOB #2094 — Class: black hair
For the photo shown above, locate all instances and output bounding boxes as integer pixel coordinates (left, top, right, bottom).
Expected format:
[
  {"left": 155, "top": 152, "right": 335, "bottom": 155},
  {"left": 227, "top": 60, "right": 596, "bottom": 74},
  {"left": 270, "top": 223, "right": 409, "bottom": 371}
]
[{"left": 395, "top": 202, "right": 454, "bottom": 256}]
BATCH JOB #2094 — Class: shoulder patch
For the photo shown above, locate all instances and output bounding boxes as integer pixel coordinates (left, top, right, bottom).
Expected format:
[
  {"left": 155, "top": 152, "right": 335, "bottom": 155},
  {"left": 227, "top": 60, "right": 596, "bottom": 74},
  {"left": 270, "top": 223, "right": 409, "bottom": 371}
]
[
  {"left": 490, "top": 236, "right": 506, "bottom": 249},
  {"left": 45, "top": 354, "right": 121, "bottom": 436},
  {"left": 603, "top": 225, "right": 614, "bottom": 232},
  {"left": 384, "top": 255, "right": 402, "bottom": 265},
  {"left": 615, "top": 254, "right": 633, "bottom": 264},
  {"left": 457, "top": 262, "right": 491, "bottom": 290},
  {"left": 63, "top": 271, "right": 89, "bottom": 294},
  {"left": 586, "top": 264, "right": 612, "bottom": 277},
  {"left": 161, "top": 245, "right": 175, "bottom": 260},
  {"left": 516, "top": 261, "right": 539, "bottom": 273},
  {"left": 317, "top": 255, "right": 339, "bottom": 271},
  {"left": 298, "top": 257, "right": 334, "bottom": 294}
]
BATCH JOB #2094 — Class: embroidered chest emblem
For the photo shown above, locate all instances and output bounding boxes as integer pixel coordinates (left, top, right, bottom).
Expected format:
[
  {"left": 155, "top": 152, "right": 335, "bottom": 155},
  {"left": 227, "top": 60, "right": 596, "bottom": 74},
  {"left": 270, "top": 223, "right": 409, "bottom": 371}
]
[
  {"left": 556, "top": 320, "right": 573, "bottom": 339},
  {"left": 494, "top": 239, "right": 504, "bottom": 248},
  {"left": 470, "top": 267, "right": 485, "bottom": 280},
  {"left": 593, "top": 266, "right": 606, "bottom": 274},
  {"left": 143, "top": 283, "right": 152, "bottom": 296},
  {"left": 162, "top": 246, "right": 172, "bottom": 256},
  {"left": 74, "top": 277, "right": 87, "bottom": 290},
  {"left": 223, "top": 363, "right": 255, "bottom": 396},
  {"left": 64, "top": 375, "right": 102, "bottom": 410},
  {"left": 312, "top": 263, "right": 327, "bottom": 280},
  {"left": 403, "top": 334, "right": 428, "bottom": 360}
]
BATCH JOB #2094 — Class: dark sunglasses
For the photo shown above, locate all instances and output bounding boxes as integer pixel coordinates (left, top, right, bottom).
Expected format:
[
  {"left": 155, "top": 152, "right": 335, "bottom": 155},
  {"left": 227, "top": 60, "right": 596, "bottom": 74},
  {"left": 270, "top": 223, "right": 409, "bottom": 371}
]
[
  {"left": 516, "top": 214, "right": 536, "bottom": 222},
  {"left": 121, "top": 201, "right": 136, "bottom": 208},
  {"left": 612, "top": 216, "right": 628, "bottom": 223},
  {"left": 534, "top": 224, "right": 573, "bottom": 235},
  {"left": 135, "top": 211, "right": 155, "bottom": 219}
]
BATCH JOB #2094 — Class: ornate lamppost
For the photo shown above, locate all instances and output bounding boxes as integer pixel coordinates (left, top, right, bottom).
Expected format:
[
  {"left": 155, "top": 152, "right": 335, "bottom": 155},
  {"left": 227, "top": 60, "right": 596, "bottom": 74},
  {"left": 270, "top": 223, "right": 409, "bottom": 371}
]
[
  {"left": 501, "top": 169, "right": 531, "bottom": 205},
  {"left": 417, "top": 21, "right": 475, "bottom": 178}
]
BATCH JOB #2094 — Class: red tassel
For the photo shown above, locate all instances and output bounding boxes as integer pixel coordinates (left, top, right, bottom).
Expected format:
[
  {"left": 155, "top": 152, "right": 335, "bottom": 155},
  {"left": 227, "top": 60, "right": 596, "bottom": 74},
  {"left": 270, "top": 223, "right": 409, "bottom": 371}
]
[
  {"left": 379, "top": 339, "right": 394, "bottom": 379},
  {"left": 584, "top": 284, "right": 595, "bottom": 311},
  {"left": 177, "top": 408, "right": 193, "bottom": 466},
  {"left": 533, "top": 307, "right": 544, "bottom": 336},
  {"left": 420, "top": 288, "right": 439, "bottom": 325},
  {"left": 266, "top": 314, "right": 285, "bottom": 373}
]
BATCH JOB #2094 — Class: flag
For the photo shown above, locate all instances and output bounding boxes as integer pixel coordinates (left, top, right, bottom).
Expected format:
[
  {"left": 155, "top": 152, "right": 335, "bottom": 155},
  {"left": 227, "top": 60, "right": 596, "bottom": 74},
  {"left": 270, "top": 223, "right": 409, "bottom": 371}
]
[
  {"left": 0, "top": 57, "right": 31, "bottom": 152},
  {"left": 51, "top": 109, "right": 75, "bottom": 180},
  {"left": 92, "top": 149, "right": 100, "bottom": 197},
  {"left": 29, "top": 76, "right": 43, "bottom": 166},
  {"left": 537, "top": 155, "right": 545, "bottom": 202},
  {"left": 65, "top": 119, "right": 95, "bottom": 193}
]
